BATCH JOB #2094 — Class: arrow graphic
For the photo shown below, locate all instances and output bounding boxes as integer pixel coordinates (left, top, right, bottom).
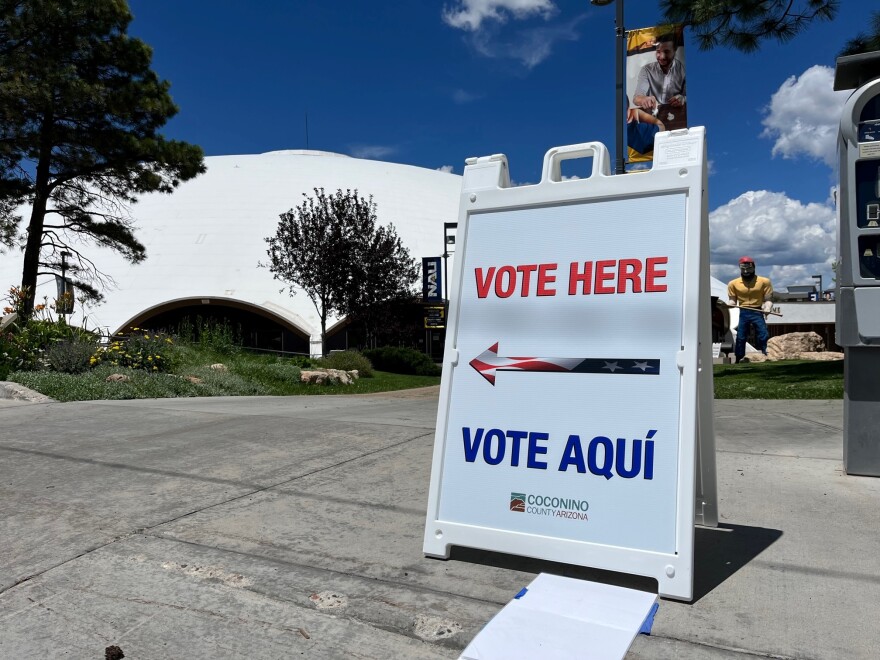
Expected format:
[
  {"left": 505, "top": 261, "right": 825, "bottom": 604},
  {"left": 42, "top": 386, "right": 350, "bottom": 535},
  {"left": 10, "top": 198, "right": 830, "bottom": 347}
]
[{"left": 469, "top": 342, "right": 660, "bottom": 386}]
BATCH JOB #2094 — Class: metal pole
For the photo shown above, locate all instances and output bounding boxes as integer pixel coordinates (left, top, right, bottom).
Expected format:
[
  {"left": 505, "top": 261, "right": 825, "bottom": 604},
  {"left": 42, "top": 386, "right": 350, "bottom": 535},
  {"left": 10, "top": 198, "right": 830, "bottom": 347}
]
[
  {"left": 60, "top": 251, "right": 70, "bottom": 316},
  {"left": 615, "top": 0, "right": 625, "bottom": 175}
]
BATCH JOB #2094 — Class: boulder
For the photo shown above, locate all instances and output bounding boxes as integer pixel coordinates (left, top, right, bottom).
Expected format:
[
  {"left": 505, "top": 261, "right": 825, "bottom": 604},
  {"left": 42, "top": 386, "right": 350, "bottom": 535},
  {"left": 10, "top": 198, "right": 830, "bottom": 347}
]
[
  {"left": 766, "top": 332, "right": 825, "bottom": 360},
  {"left": 300, "top": 369, "right": 359, "bottom": 385},
  {"left": 0, "top": 312, "right": 17, "bottom": 331},
  {"left": 106, "top": 373, "right": 130, "bottom": 382}
]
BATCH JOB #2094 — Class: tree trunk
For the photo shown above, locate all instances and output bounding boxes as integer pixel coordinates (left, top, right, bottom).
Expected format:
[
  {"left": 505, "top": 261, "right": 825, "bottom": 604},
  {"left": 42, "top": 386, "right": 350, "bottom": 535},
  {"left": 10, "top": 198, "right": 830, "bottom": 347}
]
[{"left": 20, "top": 118, "right": 54, "bottom": 317}]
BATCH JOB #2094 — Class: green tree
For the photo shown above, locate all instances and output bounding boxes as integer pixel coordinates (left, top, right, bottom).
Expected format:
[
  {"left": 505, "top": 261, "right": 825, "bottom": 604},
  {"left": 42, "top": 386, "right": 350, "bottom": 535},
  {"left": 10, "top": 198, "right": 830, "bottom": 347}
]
[
  {"left": 840, "top": 10, "right": 880, "bottom": 56},
  {"left": 265, "top": 188, "right": 418, "bottom": 355},
  {"left": 660, "top": 0, "right": 838, "bottom": 52},
  {"left": 342, "top": 219, "right": 419, "bottom": 349},
  {"left": 0, "top": 0, "right": 205, "bottom": 316}
]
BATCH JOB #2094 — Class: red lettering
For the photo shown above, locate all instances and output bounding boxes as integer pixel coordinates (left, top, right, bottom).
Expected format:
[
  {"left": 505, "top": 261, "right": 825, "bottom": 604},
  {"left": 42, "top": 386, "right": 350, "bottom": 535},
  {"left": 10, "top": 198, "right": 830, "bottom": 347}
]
[
  {"left": 645, "top": 257, "right": 668, "bottom": 292},
  {"left": 568, "top": 261, "right": 593, "bottom": 295},
  {"left": 495, "top": 265, "right": 516, "bottom": 298},
  {"left": 537, "top": 263, "right": 557, "bottom": 296},
  {"left": 516, "top": 264, "right": 537, "bottom": 296},
  {"left": 475, "top": 267, "right": 495, "bottom": 298},
  {"left": 594, "top": 260, "right": 616, "bottom": 294},
  {"left": 617, "top": 259, "right": 643, "bottom": 294}
]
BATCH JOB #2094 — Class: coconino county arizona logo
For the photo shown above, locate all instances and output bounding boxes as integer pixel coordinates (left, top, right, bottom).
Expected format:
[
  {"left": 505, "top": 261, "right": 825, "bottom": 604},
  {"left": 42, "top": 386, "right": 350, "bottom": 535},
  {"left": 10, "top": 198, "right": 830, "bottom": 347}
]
[{"left": 510, "top": 492, "right": 589, "bottom": 521}]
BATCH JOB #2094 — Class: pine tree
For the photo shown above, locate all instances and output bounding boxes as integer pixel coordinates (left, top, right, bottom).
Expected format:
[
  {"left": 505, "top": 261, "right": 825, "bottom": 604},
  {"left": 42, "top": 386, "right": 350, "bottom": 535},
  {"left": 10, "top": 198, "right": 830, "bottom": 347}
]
[
  {"left": 0, "top": 0, "right": 205, "bottom": 316},
  {"left": 660, "top": 0, "right": 838, "bottom": 52}
]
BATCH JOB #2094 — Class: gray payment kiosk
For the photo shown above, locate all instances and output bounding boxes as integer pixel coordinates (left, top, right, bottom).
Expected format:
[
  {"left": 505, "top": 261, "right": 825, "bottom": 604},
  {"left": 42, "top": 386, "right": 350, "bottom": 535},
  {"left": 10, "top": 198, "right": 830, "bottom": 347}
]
[{"left": 835, "top": 52, "right": 880, "bottom": 477}]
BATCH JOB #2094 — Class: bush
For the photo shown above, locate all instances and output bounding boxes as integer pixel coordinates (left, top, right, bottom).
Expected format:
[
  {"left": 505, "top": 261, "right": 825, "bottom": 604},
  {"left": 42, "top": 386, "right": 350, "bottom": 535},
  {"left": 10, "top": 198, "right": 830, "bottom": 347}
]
[
  {"left": 318, "top": 350, "right": 374, "bottom": 377},
  {"left": 93, "top": 328, "right": 176, "bottom": 372},
  {"left": 175, "top": 316, "right": 241, "bottom": 356},
  {"left": 231, "top": 358, "right": 302, "bottom": 387},
  {"left": 47, "top": 336, "right": 98, "bottom": 374},
  {"left": 363, "top": 346, "right": 440, "bottom": 376},
  {"left": 1, "top": 302, "right": 92, "bottom": 375}
]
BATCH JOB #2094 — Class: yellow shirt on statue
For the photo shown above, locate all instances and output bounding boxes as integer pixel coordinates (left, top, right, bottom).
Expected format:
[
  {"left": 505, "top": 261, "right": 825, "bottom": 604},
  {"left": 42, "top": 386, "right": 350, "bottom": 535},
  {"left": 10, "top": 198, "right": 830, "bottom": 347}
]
[{"left": 727, "top": 276, "right": 772, "bottom": 308}]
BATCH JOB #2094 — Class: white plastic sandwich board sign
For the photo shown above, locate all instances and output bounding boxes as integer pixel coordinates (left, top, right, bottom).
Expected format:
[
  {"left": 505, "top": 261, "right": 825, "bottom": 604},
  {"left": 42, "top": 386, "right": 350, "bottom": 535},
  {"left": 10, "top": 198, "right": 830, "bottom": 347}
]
[{"left": 423, "top": 133, "right": 717, "bottom": 601}]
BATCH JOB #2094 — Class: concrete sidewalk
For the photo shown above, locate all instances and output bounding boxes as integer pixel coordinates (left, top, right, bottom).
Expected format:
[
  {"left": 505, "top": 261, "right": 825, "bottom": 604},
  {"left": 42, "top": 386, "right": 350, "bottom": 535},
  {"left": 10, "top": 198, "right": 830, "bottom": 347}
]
[{"left": 0, "top": 389, "right": 877, "bottom": 658}]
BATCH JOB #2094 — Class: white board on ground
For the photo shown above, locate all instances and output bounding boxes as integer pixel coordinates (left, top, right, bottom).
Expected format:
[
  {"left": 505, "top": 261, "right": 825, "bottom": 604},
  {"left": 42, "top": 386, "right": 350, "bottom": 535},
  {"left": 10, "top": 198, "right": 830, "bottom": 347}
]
[{"left": 460, "top": 573, "right": 658, "bottom": 660}]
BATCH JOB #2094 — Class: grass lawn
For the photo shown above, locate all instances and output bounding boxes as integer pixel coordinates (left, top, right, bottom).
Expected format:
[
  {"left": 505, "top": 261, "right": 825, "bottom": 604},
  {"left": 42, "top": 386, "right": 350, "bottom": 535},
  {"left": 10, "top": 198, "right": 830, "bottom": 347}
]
[
  {"left": 712, "top": 359, "right": 844, "bottom": 399},
  {"left": 8, "top": 345, "right": 441, "bottom": 402},
  {"left": 7, "top": 347, "right": 844, "bottom": 402}
]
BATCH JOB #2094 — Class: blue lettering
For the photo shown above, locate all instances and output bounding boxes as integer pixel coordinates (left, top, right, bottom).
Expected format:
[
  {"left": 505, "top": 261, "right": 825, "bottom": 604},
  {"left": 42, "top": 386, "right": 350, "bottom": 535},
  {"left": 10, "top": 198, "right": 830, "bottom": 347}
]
[
  {"left": 483, "top": 429, "right": 505, "bottom": 465},
  {"left": 527, "top": 431, "right": 549, "bottom": 469},
  {"left": 644, "top": 430, "right": 656, "bottom": 480},
  {"left": 507, "top": 430, "right": 527, "bottom": 467},
  {"left": 558, "top": 434, "right": 586, "bottom": 473},
  {"left": 616, "top": 438, "right": 642, "bottom": 478},
  {"left": 462, "top": 427, "right": 483, "bottom": 462},
  {"left": 588, "top": 436, "right": 614, "bottom": 479}
]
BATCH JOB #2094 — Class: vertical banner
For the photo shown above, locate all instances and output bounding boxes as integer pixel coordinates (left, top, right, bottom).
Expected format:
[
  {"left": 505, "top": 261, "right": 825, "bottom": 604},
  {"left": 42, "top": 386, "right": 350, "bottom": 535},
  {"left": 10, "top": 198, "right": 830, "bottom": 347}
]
[
  {"left": 423, "top": 256, "right": 443, "bottom": 302},
  {"left": 54, "top": 275, "right": 75, "bottom": 314},
  {"left": 626, "top": 24, "right": 686, "bottom": 165}
]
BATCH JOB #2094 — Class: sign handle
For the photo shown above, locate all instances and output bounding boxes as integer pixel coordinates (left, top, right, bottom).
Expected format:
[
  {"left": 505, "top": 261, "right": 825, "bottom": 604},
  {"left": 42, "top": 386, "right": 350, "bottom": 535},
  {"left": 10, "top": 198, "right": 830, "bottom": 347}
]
[{"left": 541, "top": 142, "right": 612, "bottom": 183}]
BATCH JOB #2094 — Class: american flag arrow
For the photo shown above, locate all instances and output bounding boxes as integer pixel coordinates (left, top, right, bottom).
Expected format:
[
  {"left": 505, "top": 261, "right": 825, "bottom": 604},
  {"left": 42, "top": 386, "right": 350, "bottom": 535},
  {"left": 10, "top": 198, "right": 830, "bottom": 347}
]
[{"left": 469, "top": 342, "right": 660, "bottom": 386}]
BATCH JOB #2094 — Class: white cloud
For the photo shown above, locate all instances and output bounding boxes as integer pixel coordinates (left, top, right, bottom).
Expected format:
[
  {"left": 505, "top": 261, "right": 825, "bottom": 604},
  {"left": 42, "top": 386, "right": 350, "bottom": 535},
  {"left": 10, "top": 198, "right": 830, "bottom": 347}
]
[
  {"left": 349, "top": 145, "right": 396, "bottom": 159},
  {"left": 761, "top": 65, "right": 850, "bottom": 167},
  {"left": 436, "top": 165, "right": 455, "bottom": 173},
  {"left": 468, "top": 16, "right": 583, "bottom": 69},
  {"left": 442, "top": 0, "right": 557, "bottom": 32},
  {"left": 453, "top": 89, "right": 483, "bottom": 104},
  {"left": 709, "top": 189, "right": 837, "bottom": 289},
  {"left": 442, "top": 1, "right": 583, "bottom": 69}
]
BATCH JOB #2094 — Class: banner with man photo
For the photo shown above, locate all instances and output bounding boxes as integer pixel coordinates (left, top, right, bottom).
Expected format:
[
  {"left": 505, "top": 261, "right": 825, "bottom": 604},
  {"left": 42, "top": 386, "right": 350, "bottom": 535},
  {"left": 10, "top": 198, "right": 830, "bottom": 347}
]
[{"left": 625, "top": 24, "right": 687, "bottom": 165}]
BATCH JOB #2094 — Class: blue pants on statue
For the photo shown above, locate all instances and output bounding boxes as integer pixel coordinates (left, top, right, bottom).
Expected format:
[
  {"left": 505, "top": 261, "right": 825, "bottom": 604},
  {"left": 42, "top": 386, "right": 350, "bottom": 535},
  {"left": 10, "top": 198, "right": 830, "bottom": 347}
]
[{"left": 735, "top": 309, "right": 769, "bottom": 360}]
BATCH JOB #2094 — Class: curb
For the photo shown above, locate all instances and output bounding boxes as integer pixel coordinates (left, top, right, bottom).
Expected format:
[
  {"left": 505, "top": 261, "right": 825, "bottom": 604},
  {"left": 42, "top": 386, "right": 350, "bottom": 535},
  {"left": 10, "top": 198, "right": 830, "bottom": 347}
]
[{"left": 0, "top": 382, "right": 56, "bottom": 403}]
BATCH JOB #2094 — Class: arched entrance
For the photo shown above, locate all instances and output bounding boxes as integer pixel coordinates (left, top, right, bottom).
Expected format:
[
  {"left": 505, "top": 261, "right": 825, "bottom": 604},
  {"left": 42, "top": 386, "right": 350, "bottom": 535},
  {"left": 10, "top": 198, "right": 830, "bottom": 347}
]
[{"left": 115, "top": 297, "right": 311, "bottom": 355}]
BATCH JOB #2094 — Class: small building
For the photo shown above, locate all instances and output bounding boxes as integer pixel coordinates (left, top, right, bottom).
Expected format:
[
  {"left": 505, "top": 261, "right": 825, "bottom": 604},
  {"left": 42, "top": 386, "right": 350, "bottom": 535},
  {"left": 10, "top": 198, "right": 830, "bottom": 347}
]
[{"left": 767, "top": 301, "right": 839, "bottom": 350}]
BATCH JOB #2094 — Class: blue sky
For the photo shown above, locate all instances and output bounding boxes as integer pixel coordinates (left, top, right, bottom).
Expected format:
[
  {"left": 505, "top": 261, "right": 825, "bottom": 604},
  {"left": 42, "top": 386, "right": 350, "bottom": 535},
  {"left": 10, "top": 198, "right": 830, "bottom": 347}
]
[{"left": 127, "top": 1, "right": 869, "bottom": 292}]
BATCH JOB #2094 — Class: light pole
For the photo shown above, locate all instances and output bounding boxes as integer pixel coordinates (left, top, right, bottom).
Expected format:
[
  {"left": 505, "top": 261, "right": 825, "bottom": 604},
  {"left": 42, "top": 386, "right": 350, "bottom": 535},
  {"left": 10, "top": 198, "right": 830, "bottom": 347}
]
[
  {"left": 60, "top": 251, "right": 72, "bottom": 315},
  {"left": 812, "top": 274, "right": 823, "bottom": 302},
  {"left": 443, "top": 222, "right": 457, "bottom": 302},
  {"left": 591, "top": 0, "right": 626, "bottom": 175}
]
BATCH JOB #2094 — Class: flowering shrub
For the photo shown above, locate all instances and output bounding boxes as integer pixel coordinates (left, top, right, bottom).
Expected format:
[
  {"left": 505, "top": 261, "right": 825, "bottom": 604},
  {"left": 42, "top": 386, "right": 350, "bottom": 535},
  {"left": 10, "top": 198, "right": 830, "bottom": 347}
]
[
  {"left": 2, "top": 286, "right": 95, "bottom": 376},
  {"left": 47, "top": 336, "right": 97, "bottom": 374},
  {"left": 92, "top": 328, "right": 176, "bottom": 372}
]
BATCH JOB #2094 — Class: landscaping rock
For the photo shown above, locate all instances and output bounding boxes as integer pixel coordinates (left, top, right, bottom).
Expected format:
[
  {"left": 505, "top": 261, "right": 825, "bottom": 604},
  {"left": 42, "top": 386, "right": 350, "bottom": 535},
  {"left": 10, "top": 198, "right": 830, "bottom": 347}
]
[
  {"left": 767, "top": 332, "right": 825, "bottom": 359},
  {"left": 300, "top": 369, "right": 359, "bottom": 385},
  {"left": 184, "top": 376, "right": 203, "bottom": 384},
  {"left": 106, "top": 373, "right": 130, "bottom": 382},
  {"left": 0, "top": 312, "right": 17, "bottom": 331},
  {"left": 0, "top": 381, "right": 54, "bottom": 402},
  {"left": 209, "top": 363, "right": 228, "bottom": 372}
]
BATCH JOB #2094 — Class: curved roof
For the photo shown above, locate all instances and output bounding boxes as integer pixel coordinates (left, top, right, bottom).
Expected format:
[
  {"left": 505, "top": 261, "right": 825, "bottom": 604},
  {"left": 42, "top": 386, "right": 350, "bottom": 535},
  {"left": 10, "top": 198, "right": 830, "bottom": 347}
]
[
  {"left": 2, "top": 151, "right": 729, "bottom": 348},
  {"left": 3, "top": 151, "right": 461, "bottom": 346}
]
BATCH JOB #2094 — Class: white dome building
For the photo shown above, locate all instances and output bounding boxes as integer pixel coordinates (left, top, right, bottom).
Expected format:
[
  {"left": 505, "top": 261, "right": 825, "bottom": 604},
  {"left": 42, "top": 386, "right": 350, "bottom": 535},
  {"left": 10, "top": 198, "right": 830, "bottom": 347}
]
[
  {"left": 2, "top": 150, "right": 734, "bottom": 357},
  {"left": 1, "top": 150, "right": 462, "bottom": 355}
]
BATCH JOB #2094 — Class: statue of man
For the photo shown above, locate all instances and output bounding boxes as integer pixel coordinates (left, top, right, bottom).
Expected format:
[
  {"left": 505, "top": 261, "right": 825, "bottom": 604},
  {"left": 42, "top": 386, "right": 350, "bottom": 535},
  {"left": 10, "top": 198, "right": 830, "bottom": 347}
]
[{"left": 727, "top": 256, "right": 773, "bottom": 363}]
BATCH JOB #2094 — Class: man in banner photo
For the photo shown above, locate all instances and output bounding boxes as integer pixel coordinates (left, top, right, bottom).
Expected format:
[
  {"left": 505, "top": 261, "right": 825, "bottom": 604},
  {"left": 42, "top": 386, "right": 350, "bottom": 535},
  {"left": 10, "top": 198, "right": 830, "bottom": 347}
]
[{"left": 626, "top": 25, "right": 687, "bottom": 163}]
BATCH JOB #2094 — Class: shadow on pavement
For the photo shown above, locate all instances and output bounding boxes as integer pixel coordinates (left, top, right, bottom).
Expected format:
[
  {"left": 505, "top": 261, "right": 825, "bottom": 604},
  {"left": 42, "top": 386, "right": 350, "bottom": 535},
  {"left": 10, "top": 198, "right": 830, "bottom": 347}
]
[{"left": 692, "top": 523, "right": 782, "bottom": 602}]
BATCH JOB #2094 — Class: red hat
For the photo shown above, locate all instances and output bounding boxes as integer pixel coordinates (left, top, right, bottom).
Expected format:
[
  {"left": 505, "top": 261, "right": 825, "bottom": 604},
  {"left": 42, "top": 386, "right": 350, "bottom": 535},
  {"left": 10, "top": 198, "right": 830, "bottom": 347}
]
[{"left": 739, "top": 256, "right": 754, "bottom": 264}]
